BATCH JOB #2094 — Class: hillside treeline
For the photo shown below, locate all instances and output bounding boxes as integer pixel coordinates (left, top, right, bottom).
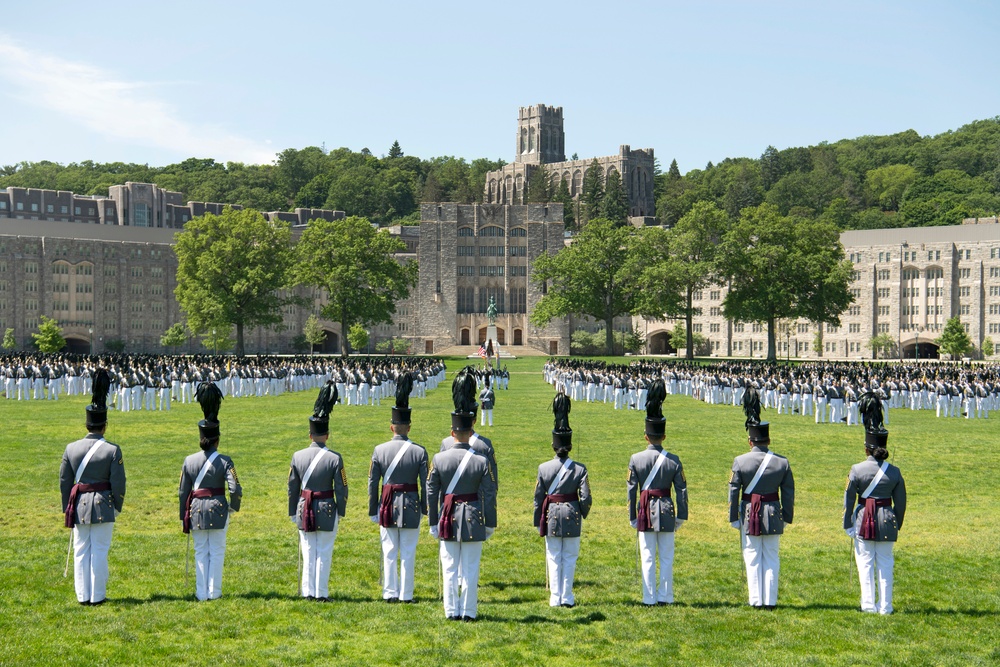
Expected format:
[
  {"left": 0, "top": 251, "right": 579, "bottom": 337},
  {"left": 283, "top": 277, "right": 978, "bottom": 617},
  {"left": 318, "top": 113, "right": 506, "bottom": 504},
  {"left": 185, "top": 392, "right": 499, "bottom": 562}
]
[{"left": 657, "top": 117, "right": 1000, "bottom": 229}]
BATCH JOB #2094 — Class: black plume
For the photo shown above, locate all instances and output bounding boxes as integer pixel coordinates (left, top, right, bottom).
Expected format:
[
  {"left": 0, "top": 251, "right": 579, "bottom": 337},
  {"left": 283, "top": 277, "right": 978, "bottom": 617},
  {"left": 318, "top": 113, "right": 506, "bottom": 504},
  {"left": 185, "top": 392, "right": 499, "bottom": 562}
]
[
  {"left": 91, "top": 368, "right": 110, "bottom": 410},
  {"left": 396, "top": 373, "right": 413, "bottom": 409},
  {"left": 646, "top": 378, "right": 666, "bottom": 420},
  {"left": 313, "top": 380, "right": 338, "bottom": 419},
  {"left": 742, "top": 386, "right": 762, "bottom": 430},
  {"left": 196, "top": 381, "right": 223, "bottom": 423},
  {"left": 451, "top": 366, "right": 478, "bottom": 413},
  {"left": 552, "top": 391, "right": 571, "bottom": 432},
  {"left": 858, "top": 390, "right": 885, "bottom": 432}
]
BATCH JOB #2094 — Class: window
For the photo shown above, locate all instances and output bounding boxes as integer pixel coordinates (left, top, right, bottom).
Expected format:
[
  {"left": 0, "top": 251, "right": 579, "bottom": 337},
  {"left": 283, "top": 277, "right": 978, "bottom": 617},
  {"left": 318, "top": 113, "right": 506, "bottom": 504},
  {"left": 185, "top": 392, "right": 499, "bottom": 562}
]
[
  {"left": 131, "top": 303, "right": 143, "bottom": 313},
  {"left": 457, "top": 246, "right": 474, "bottom": 257},
  {"left": 133, "top": 203, "right": 149, "bottom": 227},
  {"left": 131, "top": 267, "right": 143, "bottom": 278},
  {"left": 877, "top": 288, "right": 890, "bottom": 298},
  {"left": 457, "top": 227, "right": 474, "bottom": 237},
  {"left": 851, "top": 271, "right": 861, "bottom": 281},
  {"left": 992, "top": 268, "right": 1000, "bottom": 278},
  {"left": 105, "top": 284, "right": 117, "bottom": 295},
  {"left": 827, "top": 324, "right": 838, "bottom": 333},
  {"left": 710, "top": 323, "right": 720, "bottom": 333},
  {"left": 961, "top": 304, "right": 970, "bottom": 315},
  {"left": 31, "top": 203, "right": 39, "bottom": 212},
  {"left": 878, "top": 306, "right": 890, "bottom": 316},
  {"left": 76, "top": 264, "right": 93, "bottom": 275},
  {"left": 24, "top": 280, "right": 37, "bottom": 293},
  {"left": 692, "top": 324, "right": 702, "bottom": 333},
  {"left": 991, "top": 286, "right": 1000, "bottom": 297},
  {"left": 752, "top": 323, "right": 763, "bottom": 333},
  {"left": 106, "top": 207, "right": 114, "bottom": 217},
  {"left": 710, "top": 291, "right": 721, "bottom": 301},
  {"left": 878, "top": 323, "right": 890, "bottom": 333},
  {"left": 960, "top": 286, "right": 970, "bottom": 297},
  {"left": 15, "top": 202, "right": 23, "bottom": 211},
  {"left": 991, "top": 323, "right": 1000, "bottom": 334},
  {"left": 965, "top": 249, "right": 971, "bottom": 260},
  {"left": 104, "top": 266, "right": 117, "bottom": 277},
  {"left": 990, "top": 304, "right": 1000, "bottom": 315},
  {"left": 878, "top": 269, "right": 890, "bottom": 281},
  {"left": 849, "top": 323, "right": 860, "bottom": 333},
  {"left": 692, "top": 291, "right": 703, "bottom": 300},
  {"left": 457, "top": 266, "right": 474, "bottom": 277},
  {"left": 150, "top": 267, "right": 163, "bottom": 278},
  {"left": 477, "top": 226, "right": 504, "bottom": 237},
  {"left": 131, "top": 285, "right": 143, "bottom": 296},
  {"left": 849, "top": 306, "right": 861, "bottom": 316},
  {"left": 151, "top": 302, "right": 163, "bottom": 314},
  {"left": 709, "top": 307, "right": 721, "bottom": 316},
  {"left": 75, "top": 283, "right": 93, "bottom": 294},
  {"left": 76, "top": 301, "right": 93, "bottom": 312},
  {"left": 797, "top": 323, "right": 809, "bottom": 333},
  {"left": 509, "top": 246, "right": 527, "bottom": 257},
  {"left": 734, "top": 323, "right": 745, "bottom": 333},
  {"left": 104, "top": 302, "right": 117, "bottom": 312},
  {"left": 509, "top": 228, "right": 527, "bottom": 237},
  {"left": 149, "top": 284, "right": 164, "bottom": 296},
  {"left": 24, "top": 262, "right": 37, "bottom": 274},
  {"left": 0, "top": 201, "right": 6, "bottom": 210}
]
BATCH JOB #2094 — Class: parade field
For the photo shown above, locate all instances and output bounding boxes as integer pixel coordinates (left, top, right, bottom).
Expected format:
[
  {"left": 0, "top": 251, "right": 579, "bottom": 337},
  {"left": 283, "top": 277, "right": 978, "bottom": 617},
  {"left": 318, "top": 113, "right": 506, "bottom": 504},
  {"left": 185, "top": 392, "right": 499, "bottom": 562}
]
[{"left": 1, "top": 356, "right": 998, "bottom": 666}]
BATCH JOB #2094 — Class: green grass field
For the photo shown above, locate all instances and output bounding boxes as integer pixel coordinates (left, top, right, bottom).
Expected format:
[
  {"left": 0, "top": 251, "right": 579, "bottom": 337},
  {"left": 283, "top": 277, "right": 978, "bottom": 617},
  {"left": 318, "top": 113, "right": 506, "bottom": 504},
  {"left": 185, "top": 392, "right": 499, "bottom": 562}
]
[{"left": 1, "top": 357, "right": 998, "bottom": 666}]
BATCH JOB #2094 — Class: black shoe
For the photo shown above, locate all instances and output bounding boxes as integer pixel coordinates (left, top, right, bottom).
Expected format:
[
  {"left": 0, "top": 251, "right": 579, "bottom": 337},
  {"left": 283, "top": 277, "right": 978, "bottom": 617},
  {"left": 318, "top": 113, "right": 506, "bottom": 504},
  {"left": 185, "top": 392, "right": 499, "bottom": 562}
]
[
  {"left": 656, "top": 601, "right": 670, "bottom": 607},
  {"left": 90, "top": 599, "right": 106, "bottom": 607},
  {"left": 385, "top": 597, "right": 399, "bottom": 604},
  {"left": 561, "top": 603, "right": 575, "bottom": 609},
  {"left": 402, "top": 599, "right": 416, "bottom": 604},
  {"left": 764, "top": 605, "right": 776, "bottom": 611},
  {"left": 447, "top": 615, "right": 461, "bottom": 621},
  {"left": 315, "top": 597, "right": 330, "bottom": 603},
  {"left": 78, "top": 600, "right": 91, "bottom": 606},
  {"left": 461, "top": 615, "right": 477, "bottom": 622}
]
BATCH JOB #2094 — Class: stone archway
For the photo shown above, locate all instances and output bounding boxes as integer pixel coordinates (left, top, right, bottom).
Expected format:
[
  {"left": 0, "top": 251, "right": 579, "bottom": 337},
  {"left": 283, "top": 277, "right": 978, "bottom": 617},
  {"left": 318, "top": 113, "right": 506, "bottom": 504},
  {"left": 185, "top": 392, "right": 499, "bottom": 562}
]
[
  {"left": 647, "top": 330, "right": 675, "bottom": 355},
  {"left": 478, "top": 326, "right": 505, "bottom": 345},
  {"left": 64, "top": 336, "right": 91, "bottom": 355},
  {"left": 901, "top": 339, "right": 939, "bottom": 360},
  {"left": 460, "top": 328, "right": 470, "bottom": 346},
  {"left": 319, "top": 330, "right": 340, "bottom": 354}
]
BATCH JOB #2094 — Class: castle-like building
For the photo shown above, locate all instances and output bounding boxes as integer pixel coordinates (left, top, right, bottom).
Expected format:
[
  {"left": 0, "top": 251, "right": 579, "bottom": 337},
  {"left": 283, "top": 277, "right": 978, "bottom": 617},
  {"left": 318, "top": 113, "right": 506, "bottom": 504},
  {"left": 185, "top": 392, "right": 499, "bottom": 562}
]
[{"left": 483, "top": 104, "right": 656, "bottom": 219}]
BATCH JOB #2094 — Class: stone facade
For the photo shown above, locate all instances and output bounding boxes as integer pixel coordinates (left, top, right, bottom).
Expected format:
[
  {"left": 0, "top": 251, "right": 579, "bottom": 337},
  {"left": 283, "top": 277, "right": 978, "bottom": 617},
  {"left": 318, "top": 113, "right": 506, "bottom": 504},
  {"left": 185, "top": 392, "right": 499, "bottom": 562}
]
[{"left": 484, "top": 104, "right": 656, "bottom": 218}]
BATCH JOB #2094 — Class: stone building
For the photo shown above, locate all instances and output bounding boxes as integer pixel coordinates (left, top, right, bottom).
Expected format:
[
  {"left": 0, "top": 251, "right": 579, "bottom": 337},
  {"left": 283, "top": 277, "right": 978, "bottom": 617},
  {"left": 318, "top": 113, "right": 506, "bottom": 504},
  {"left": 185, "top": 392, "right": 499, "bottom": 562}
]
[
  {"left": 636, "top": 220, "right": 1000, "bottom": 360},
  {"left": 484, "top": 104, "right": 656, "bottom": 219},
  {"left": 413, "top": 203, "right": 568, "bottom": 355}
]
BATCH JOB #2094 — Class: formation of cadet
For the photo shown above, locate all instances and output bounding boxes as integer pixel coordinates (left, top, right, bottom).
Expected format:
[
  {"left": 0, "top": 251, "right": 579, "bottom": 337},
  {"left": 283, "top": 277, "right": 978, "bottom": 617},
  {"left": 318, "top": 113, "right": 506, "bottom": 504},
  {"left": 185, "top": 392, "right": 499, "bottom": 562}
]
[
  {"left": 845, "top": 392, "right": 907, "bottom": 614},
  {"left": 545, "top": 357, "right": 1000, "bottom": 423},
  {"left": 6, "top": 352, "right": 445, "bottom": 408},
  {"left": 178, "top": 382, "right": 242, "bottom": 601}
]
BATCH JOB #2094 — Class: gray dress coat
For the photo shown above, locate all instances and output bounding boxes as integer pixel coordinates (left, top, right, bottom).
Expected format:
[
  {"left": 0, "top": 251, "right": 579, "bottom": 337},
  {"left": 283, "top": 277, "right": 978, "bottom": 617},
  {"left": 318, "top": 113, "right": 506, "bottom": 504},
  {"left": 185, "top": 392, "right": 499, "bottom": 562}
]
[
  {"left": 627, "top": 445, "right": 688, "bottom": 532},
  {"left": 60, "top": 434, "right": 127, "bottom": 525},
  {"left": 178, "top": 448, "right": 242, "bottom": 531},
  {"left": 367, "top": 435, "right": 428, "bottom": 528},
  {"left": 288, "top": 442, "right": 348, "bottom": 531},
  {"left": 442, "top": 432, "right": 498, "bottom": 488},
  {"left": 728, "top": 445, "right": 794, "bottom": 534},
  {"left": 427, "top": 442, "right": 497, "bottom": 542},
  {"left": 533, "top": 456, "right": 592, "bottom": 538},
  {"left": 844, "top": 456, "right": 906, "bottom": 542}
]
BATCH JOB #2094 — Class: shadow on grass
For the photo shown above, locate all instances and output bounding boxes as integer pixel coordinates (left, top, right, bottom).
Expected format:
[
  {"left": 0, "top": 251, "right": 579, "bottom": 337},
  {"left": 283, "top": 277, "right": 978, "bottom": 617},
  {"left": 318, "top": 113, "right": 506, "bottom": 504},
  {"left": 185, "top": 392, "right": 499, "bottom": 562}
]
[{"left": 476, "top": 611, "right": 608, "bottom": 625}]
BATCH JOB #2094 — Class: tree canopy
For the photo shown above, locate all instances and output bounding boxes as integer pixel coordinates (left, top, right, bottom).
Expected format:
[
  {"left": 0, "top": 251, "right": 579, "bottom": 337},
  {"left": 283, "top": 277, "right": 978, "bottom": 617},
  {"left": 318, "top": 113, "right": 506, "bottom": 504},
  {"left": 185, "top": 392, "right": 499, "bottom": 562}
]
[
  {"left": 935, "top": 316, "right": 973, "bottom": 359},
  {"left": 32, "top": 316, "right": 65, "bottom": 353}
]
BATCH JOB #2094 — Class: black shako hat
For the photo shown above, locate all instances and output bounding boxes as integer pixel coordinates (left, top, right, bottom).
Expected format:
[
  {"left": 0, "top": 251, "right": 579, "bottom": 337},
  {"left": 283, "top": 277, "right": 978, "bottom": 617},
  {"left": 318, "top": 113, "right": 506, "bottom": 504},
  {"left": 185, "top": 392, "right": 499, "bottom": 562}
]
[
  {"left": 86, "top": 368, "right": 111, "bottom": 429},
  {"left": 858, "top": 390, "right": 889, "bottom": 448},
  {"left": 392, "top": 372, "right": 413, "bottom": 425},
  {"left": 451, "top": 366, "right": 478, "bottom": 431},
  {"left": 645, "top": 378, "right": 667, "bottom": 438},
  {"left": 310, "top": 380, "right": 338, "bottom": 437},
  {"left": 742, "top": 385, "right": 769, "bottom": 442},
  {"left": 552, "top": 391, "right": 572, "bottom": 451},
  {"left": 196, "top": 381, "right": 224, "bottom": 440}
]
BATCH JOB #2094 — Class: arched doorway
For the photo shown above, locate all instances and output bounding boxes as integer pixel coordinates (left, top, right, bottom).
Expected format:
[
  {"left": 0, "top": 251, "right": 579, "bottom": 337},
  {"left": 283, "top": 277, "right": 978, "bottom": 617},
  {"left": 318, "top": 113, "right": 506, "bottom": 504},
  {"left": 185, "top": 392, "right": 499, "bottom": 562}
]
[
  {"left": 647, "top": 331, "right": 675, "bottom": 355},
  {"left": 460, "top": 328, "right": 470, "bottom": 345},
  {"left": 513, "top": 329, "right": 523, "bottom": 346},
  {"left": 478, "top": 326, "right": 505, "bottom": 345},
  {"left": 64, "top": 336, "right": 90, "bottom": 355},
  {"left": 901, "top": 340, "right": 939, "bottom": 360},
  {"left": 319, "top": 330, "right": 340, "bottom": 354}
]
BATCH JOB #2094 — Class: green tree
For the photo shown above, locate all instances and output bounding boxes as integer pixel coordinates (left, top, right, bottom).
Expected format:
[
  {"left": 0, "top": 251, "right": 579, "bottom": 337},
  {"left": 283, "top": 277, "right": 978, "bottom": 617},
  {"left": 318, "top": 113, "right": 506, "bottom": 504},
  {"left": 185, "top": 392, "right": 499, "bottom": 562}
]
[
  {"left": 201, "top": 326, "right": 235, "bottom": 355},
  {"left": 553, "top": 177, "right": 575, "bottom": 228},
  {"left": 716, "top": 204, "right": 853, "bottom": 361},
  {"left": 580, "top": 159, "right": 604, "bottom": 225},
  {"left": 601, "top": 169, "right": 629, "bottom": 225},
  {"left": 866, "top": 164, "right": 918, "bottom": 211},
  {"left": 32, "top": 316, "right": 66, "bottom": 353},
  {"left": 866, "top": 332, "right": 896, "bottom": 359},
  {"left": 667, "top": 159, "right": 681, "bottom": 182},
  {"left": 348, "top": 323, "right": 369, "bottom": 354},
  {"left": 983, "top": 337, "right": 995, "bottom": 357},
  {"left": 160, "top": 322, "right": 187, "bottom": 351},
  {"left": 760, "top": 145, "right": 783, "bottom": 190},
  {"left": 668, "top": 322, "right": 708, "bottom": 356},
  {"left": 530, "top": 218, "right": 642, "bottom": 355},
  {"left": 936, "top": 316, "right": 973, "bottom": 359},
  {"left": 813, "top": 327, "right": 824, "bottom": 356},
  {"left": 527, "top": 165, "right": 553, "bottom": 203},
  {"left": 303, "top": 314, "right": 327, "bottom": 355},
  {"left": 296, "top": 216, "right": 418, "bottom": 358},
  {"left": 2, "top": 327, "right": 15, "bottom": 350},
  {"left": 388, "top": 140, "right": 403, "bottom": 159},
  {"left": 104, "top": 338, "right": 126, "bottom": 353},
  {"left": 174, "top": 207, "right": 299, "bottom": 356}
]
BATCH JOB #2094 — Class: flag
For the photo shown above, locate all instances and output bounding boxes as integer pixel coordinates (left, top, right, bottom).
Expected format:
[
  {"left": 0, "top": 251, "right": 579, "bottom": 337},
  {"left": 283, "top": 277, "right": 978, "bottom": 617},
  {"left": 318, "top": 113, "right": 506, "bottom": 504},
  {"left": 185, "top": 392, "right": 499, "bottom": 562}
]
[{"left": 477, "top": 345, "right": 487, "bottom": 359}]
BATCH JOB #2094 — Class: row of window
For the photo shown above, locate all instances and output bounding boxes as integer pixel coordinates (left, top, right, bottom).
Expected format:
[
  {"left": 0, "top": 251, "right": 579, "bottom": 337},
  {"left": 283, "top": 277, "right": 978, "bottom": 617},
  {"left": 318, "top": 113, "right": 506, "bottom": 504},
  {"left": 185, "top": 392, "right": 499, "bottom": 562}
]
[
  {"left": 457, "top": 226, "right": 528, "bottom": 238},
  {"left": 455, "top": 287, "right": 528, "bottom": 314}
]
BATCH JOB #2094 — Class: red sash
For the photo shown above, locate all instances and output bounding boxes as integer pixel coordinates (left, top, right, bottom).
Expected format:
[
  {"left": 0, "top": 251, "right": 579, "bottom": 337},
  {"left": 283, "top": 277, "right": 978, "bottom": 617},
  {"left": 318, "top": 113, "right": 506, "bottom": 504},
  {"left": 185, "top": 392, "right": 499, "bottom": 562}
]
[
  {"left": 64, "top": 482, "right": 111, "bottom": 528},
  {"left": 636, "top": 488, "right": 670, "bottom": 532},
  {"left": 742, "top": 492, "right": 779, "bottom": 536},
  {"left": 860, "top": 497, "right": 892, "bottom": 540},
  {"left": 182, "top": 487, "right": 225, "bottom": 534},
  {"left": 539, "top": 493, "right": 579, "bottom": 536},
  {"left": 300, "top": 489, "right": 335, "bottom": 532},
  {"left": 438, "top": 493, "right": 478, "bottom": 540},
  {"left": 379, "top": 483, "right": 418, "bottom": 527}
]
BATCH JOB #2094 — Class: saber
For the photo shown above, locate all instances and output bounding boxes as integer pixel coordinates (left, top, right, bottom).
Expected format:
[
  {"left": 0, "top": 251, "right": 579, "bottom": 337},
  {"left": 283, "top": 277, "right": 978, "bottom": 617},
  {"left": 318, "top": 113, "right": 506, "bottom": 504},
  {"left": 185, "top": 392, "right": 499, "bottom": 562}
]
[
  {"left": 544, "top": 539, "right": 549, "bottom": 591},
  {"left": 63, "top": 529, "right": 73, "bottom": 578},
  {"left": 185, "top": 532, "right": 191, "bottom": 584},
  {"left": 297, "top": 530, "right": 302, "bottom": 597}
]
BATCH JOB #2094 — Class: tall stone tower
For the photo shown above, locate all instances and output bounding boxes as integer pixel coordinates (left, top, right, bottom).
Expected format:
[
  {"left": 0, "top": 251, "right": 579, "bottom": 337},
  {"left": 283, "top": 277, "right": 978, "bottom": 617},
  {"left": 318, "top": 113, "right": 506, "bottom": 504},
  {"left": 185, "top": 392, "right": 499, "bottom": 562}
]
[{"left": 515, "top": 104, "right": 565, "bottom": 165}]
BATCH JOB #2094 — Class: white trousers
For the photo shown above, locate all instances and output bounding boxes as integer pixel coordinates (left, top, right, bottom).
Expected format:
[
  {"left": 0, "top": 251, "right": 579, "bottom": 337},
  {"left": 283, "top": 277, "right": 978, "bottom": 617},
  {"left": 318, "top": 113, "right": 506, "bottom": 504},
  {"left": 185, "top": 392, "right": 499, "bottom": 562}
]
[
  {"left": 73, "top": 523, "right": 114, "bottom": 603},
  {"left": 815, "top": 398, "right": 828, "bottom": 423},
  {"left": 742, "top": 525, "right": 780, "bottom": 607},
  {"left": 480, "top": 409, "right": 493, "bottom": 427},
  {"left": 830, "top": 398, "right": 844, "bottom": 423},
  {"left": 380, "top": 527, "right": 419, "bottom": 600},
  {"left": 855, "top": 538, "right": 894, "bottom": 614},
  {"left": 193, "top": 527, "right": 228, "bottom": 601},
  {"left": 440, "top": 540, "right": 483, "bottom": 619},
  {"left": 638, "top": 530, "right": 675, "bottom": 605},
  {"left": 159, "top": 388, "right": 171, "bottom": 411},
  {"left": 545, "top": 535, "right": 581, "bottom": 606},
  {"left": 300, "top": 520, "right": 339, "bottom": 598}
]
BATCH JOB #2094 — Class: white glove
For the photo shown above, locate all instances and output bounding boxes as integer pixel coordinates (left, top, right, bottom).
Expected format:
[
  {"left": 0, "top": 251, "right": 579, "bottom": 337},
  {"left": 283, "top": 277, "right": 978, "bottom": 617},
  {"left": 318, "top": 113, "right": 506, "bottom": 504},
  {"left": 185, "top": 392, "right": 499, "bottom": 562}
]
[
  {"left": 630, "top": 520, "right": 638, "bottom": 529},
  {"left": 369, "top": 515, "right": 378, "bottom": 524},
  {"left": 731, "top": 521, "right": 741, "bottom": 530},
  {"left": 429, "top": 525, "right": 439, "bottom": 539},
  {"left": 845, "top": 528, "right": 856, "bottom": 539},
  {"left": 674, "top": 519, "right": 685, "bottom": 530},
  {"left": 114, "top": 509, "right": 120, "bottom": 518},
  {"left": 485, "top": 527, "right": 495, "bottom": 539},
  {"left": 290, "top": 515, "right": 297, "bottom": 523}
]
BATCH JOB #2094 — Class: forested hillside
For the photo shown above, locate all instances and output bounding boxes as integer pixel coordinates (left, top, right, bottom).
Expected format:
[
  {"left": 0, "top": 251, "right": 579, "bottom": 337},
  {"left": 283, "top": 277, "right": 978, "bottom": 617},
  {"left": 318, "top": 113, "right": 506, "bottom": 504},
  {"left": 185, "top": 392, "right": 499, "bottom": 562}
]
[{"left": 656, "top": 117, "right": 1000, "bottom": 229}]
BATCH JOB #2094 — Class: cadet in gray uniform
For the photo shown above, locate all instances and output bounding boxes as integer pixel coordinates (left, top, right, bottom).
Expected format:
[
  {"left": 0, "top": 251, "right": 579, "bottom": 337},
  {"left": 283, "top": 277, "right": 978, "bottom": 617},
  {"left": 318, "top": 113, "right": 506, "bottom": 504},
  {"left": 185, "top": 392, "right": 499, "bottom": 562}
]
[
  {"left": 441, "top": 413, "right": 498, "bottom": 489},
  {"left": 627, "top": 379, "right": 688, "bottom": 606},
  {"left": 729, "top": 387, "right": 794, "bottom": 609},
  {"left": 368, "top": 374, "right": 428, "bottom": 603},
  {"left": 59, "top": 369, "right": 126, "bottom": 606},
  {"left": 534, "top": 392, "right": 592, "bottom": 608},
  {"left": 428, "top": 369, "right": 498, "bottom": 621},
  {"left": 289, "top": 382, "right": 347, "bottom": 601},
  {"left": 845, "top": 392, "right": 907, "bottom": 614},
  {"left": 180, "top": 382, "right": 242, "bottom": 601}
]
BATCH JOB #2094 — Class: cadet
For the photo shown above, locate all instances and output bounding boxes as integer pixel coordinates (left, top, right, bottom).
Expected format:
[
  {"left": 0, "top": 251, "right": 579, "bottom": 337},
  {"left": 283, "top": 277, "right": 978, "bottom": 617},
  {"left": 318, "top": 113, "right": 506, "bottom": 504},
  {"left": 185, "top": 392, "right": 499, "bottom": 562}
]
[
  {"left": 179, "top": 382, "right": 242, "bottom": 601},
  {"left": 845, "top": 391, "right": 907, "bottom": 614},
  {"left": 627, "top": 379, "right": 688, "bottom": 606},
  {"left": 729, "top": 387, "right": 794, "bottom": 609},
  {"left": 368, "top": 373, "right": 428, "bottom": 603},
  {"left": 59, "top": 369, "right": 126, "bottom": 606},
  {"left": 428, "top": 369, "right": 497, "bottom": 621},
  {"left": 479, "top": 376, "right": 495, "bottom": 427},
  {"left": 289, "top": 382, "right": 347, "bottom": 601},
  {"left": 534, "top": 391, "right": 591, "bottom": 607}
]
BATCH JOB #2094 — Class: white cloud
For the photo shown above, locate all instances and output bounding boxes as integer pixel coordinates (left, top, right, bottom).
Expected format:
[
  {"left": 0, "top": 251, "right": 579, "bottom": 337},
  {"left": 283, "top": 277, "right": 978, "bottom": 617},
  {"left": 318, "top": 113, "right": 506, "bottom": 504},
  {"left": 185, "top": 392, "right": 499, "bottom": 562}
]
[{"left": 0, "top": 40, "right": 276, "bottom": 165}]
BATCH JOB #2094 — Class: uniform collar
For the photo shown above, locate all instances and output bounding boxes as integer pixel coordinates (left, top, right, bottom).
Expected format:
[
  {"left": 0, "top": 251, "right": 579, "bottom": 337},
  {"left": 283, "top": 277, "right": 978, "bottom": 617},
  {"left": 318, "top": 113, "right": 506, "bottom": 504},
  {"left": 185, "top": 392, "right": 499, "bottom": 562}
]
[
  {"left": 866, "top": 455, "right": 878, "bottom": 462},
  {"left": 310, "top": 441, "right": 327, "bottom": 449},
  {"left": 751, "top": 445, "right": 769, "bottom": 453},
  {"left": 646, "top": 444, "right": 662, "bottom": 451},
  {"left": 391, "top": 434, "right": 409, "bottom": 442}
]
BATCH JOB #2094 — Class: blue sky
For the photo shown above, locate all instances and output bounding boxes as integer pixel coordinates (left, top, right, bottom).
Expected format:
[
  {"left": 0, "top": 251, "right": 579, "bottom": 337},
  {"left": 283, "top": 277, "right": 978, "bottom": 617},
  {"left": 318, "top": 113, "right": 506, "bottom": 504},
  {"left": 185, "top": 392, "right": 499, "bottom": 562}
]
[{"left": 1, "top": 1, "right": 998, "bottom": 174}]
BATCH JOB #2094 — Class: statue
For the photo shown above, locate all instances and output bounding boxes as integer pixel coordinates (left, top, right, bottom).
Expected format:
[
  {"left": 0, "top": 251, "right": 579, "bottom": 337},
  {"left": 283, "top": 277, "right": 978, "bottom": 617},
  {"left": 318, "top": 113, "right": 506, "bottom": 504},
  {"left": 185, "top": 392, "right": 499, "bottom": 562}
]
[{"left": 486, "top": 296, "right": 498, "bottom": 325}]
